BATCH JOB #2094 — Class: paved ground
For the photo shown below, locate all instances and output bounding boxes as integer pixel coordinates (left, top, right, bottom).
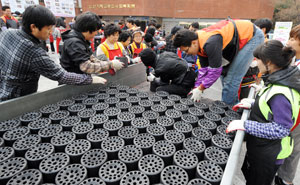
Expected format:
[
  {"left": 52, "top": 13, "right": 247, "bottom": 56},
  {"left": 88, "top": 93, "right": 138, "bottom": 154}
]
[{"left": 39, "top": 52, "right": 300, "bottom": 185}]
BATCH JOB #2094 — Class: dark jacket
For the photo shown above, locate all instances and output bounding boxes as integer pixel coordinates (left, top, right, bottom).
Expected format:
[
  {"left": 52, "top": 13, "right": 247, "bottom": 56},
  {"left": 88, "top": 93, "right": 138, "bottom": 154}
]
[
  {"left": 263, "top": 66, "right": 300, "bottom": 92},
  {"left": 60, "top": 30, "right": 93, "bottom": 74},
  {"left": 154, "top": 52, "right": 196, "bottom": 88}
]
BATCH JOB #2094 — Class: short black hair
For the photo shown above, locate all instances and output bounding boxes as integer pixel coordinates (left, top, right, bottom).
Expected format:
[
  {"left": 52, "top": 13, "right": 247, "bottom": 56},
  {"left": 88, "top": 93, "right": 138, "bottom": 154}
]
[
  {"left": 254, "top": 39, "right": 295, "bottom": 68},
  {"left": 173, "top": 29, "right": 198, "bottom": 47},
  {"left": 146, "top": 26, "right": 156, "bottom": 36},
  {"left": 155, "top": 24, "right": 162, "bottom": 29},
  {"left": 190, "top": 22, "right": 200, "bottom": 29},
  {"left": 148, "top": 19, "right": 157, "bottom": 27},
  {"left": 118, "top": 31, "right": 132, "bottom": 42},
  {"left": 56, "top": 17, "right": 66, "bottom": 28},
  {"left": 104, "top": 23, "right": 121, "bottom": 37},
  {"left": 22, "top": 5, "right": 56, "bottom": 33},
  {"left": 254, "top": 18, "right": 273, "bottom": 34},
  {"left": 2, "top": 6, "right": 10, "bottom": 11},
  {"left": 171, "top": 25, "right": 183, "bottom": 35},
  {"left": 74, "top": 12, "right": 102, "bottom": 33},
  {"left": 134, "top": 19, "right": 141, "bottom": 27},
  {"left": 118, "top": 20, "right": 125, "bottom": 25},
  {"left": 144, "top": 33, "right": 153, "bottom": 43},
  {"left": 127, "top": 19, "right": 134, "bottom": 25}
]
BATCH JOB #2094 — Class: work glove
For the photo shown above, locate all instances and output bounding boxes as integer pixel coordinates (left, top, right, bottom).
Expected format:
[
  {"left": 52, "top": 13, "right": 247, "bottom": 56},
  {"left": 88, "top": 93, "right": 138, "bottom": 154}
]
[
  {"left": 147, "top": 73, "right": 155, "bottom": 82},
  {"left": 232, "top": 98, "right": 255, "bottom": 111},
  {"left": 111, "top": 59, "right": 124, "bottom": 71},
  {"left": 132, "top": 57, "right": 141, "bottom": 64},
  {"left": 226, "top": 120, "right": 245, "bottom": 133},
  {"left": 190, "top": 88, "right": 203, "bottom": 102},
  {"left": 249, "top": 81, "right": 264, "bottom": 92},
  {"left": 92, "top": 76, "right": 107, "bottom": 84}
]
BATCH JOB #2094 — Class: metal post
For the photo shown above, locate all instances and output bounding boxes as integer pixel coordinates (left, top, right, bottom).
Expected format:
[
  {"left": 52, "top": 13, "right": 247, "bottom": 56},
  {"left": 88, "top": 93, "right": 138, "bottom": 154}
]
[{"left": 220, "top": 87, "right": 256, "bottom": 185}]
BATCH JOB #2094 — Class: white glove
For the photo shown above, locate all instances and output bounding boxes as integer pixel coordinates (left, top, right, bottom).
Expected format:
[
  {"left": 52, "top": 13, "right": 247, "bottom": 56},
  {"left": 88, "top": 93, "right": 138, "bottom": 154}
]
[
  {"left": 190, "top": 88, "right": 203, "bottom": 102},
  {"left": 232, "top": 98, "right": 255, "bottom": 111},
  {"left": 250, "top": 82, "right": 264, "bottom": 92},
  {"left": 226, "top": 120, "right": 245, "bottom": 133},
  {"left": 92, "top": 76, "right": 107, "bottom": 84},
  {"left": 147, "top": 73, "right": 155, "bottom": 82},
  {"left": 111, "top": 59, "right": 124, "bottom": 71},
  {"left": 132, "top": 57, "right": 141, "bottom": 64}
]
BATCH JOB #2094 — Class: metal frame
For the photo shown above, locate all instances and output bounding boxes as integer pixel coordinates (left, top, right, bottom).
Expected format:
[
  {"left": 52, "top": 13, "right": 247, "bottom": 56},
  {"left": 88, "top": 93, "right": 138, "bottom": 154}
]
[
  {"left": 0, "top": 63, "right": 146, "bottom": 122},
  {"left": 220, "top": 87, "right": 255, "bottom": 185}
]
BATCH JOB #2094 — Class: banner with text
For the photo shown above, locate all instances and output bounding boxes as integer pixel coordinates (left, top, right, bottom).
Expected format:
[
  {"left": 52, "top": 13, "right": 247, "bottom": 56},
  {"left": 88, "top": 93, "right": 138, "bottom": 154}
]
[
  {"left": 1, "top": 0, "right": 39, "bottom": 13},
  {"left": 44, "top": 0, "right": 75, "bottom": 17}
]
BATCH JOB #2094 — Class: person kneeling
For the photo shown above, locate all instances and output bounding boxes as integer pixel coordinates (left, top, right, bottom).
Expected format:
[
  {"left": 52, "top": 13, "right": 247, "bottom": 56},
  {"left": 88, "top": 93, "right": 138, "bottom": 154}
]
[{"left": 140, "top": 48, "right": 197, "bottom": 97}]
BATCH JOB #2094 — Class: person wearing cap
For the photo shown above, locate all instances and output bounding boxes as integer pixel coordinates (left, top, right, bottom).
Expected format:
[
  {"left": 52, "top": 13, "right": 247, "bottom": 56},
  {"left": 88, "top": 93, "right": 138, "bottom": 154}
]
[
  {"left": 60, "top": 12, "right": 123, "bottom": 77},
  {"left": 0, "top": 6, "right": 19, "bottom": 31},
  {"left": 128, "top": 30, "right": 147, "bottom": 59},
  {"left": 140, "top": 48, "right": 197, "bottom": 97}
]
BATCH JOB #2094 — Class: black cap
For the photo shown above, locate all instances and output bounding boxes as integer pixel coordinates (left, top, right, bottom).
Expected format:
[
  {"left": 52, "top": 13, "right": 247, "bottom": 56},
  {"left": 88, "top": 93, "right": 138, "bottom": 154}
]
[{"left": 139, "top": 48, "right": 156, "bottom": 67}]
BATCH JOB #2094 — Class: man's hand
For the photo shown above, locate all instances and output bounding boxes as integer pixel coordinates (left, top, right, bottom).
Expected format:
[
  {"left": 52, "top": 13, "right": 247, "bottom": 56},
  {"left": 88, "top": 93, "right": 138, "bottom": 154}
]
[
  {"left": 190, "top": 88, "right": 203, "bottom": 102},
  {"left": 232, "top": 98, "right": 255, "bottom": 111},
  {"left": 226, "top": 120, "right": 245, "bottom": 133},
  {"left": 147, "top": 73, "right": 155, "bottom": 82},
  {"left": 92, "top": 76, "right": 107, "bottom": 84},
  {"left": 111, "top": 59, "right": 124, "bottom": 71}
]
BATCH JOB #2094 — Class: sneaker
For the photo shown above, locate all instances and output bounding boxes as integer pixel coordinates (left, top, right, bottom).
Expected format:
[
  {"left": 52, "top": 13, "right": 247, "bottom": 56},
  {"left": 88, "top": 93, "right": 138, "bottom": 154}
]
[{"left": 274, "top": 176, "right": 294, "bottom": 185}]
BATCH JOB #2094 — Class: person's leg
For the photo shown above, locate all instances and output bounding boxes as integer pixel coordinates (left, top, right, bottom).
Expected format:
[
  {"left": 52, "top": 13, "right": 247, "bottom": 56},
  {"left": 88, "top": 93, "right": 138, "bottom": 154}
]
[
  {"left": 243, "top": 149, "right": 281, "bottom": 185},
  {"left": 277, "top": 125, "right": 300, "bottom": 184},
  {"left": 50, "top": 42, "right": 55, "bottom": 52},
  {"left": 222, "top": 28, "right": 264, "bottom": 105},
  {"left": 156, "top": 84, "right": 190, "bottom": 97}
]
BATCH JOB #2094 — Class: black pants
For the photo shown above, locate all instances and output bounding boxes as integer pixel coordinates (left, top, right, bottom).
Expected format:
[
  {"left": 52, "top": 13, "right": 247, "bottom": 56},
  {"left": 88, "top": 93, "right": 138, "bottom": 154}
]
[
  {"left": 50, "top": 42, "right": 55, "bottom": 52},
  {"left": 156, "top": 84, "right": 191, "bottom": 98},
  {"left": 242, "top": 147, "right": 281, "bottom": 185}
]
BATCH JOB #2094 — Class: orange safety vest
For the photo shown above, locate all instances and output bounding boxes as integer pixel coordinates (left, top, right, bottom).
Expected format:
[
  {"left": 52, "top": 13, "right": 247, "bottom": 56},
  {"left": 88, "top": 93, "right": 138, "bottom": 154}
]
[
  {"left": 197, "top": 20, "right": 254, "bottom": 57},
  {"left": 1, "top": 15, "right": 18, "bottom": 24},
  {"left": 130, "top": 42, "right": 147, "bottom": 58},
  {"left": 99, "top": 42, "right": 124, "bottom": 60}
]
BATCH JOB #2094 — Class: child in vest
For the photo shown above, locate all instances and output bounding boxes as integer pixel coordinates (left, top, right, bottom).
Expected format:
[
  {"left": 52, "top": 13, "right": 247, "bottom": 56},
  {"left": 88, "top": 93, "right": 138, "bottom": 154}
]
[
  {"left": 227, "top": 40, "right": 300, "bottom": 185},
  {"left": 128, "top": 30, "right": 147, "bottom": 58},
  {"left": 275, "top": 24, "right": 300, "bottom": 185}
]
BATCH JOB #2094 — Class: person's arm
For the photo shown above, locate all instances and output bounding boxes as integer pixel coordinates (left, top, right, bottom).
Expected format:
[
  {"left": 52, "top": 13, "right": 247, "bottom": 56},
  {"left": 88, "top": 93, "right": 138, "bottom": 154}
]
[
  {"left": 244, "top": 95, "right": 293, "bottom": 139},
  {"left": 96, "top": 45, "right": 109, "bottom": 61},
  {"left": 196, "top": 35, "right": 223, "bottom": 90},
  {"left": 31, "top": 49, "right": 92, "bottom": 85},
  {"left": 0, "top": 19, "right": 7, "bottom": 31},
  {"left": 79, "top": 55, "right": 112, "bottom": 74}
]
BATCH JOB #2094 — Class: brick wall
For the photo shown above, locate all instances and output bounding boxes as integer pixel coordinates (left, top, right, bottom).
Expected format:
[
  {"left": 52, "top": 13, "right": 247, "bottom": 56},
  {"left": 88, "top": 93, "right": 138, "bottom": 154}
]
[{"left": 82, "top": 0, "right": 274, "bottom": 19}]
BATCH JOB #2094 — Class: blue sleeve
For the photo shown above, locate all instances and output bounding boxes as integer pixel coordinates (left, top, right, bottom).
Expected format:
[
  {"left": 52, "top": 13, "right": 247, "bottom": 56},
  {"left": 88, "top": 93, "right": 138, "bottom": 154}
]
[{"left": 244, "top": 94, "right": 293, "bottom": 139}]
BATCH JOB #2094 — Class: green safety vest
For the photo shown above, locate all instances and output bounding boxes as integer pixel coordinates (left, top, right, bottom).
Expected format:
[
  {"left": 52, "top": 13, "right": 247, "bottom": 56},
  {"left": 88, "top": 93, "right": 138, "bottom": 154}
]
[{"left": 258, "top": 84, "right": 300, "bottom": 159}]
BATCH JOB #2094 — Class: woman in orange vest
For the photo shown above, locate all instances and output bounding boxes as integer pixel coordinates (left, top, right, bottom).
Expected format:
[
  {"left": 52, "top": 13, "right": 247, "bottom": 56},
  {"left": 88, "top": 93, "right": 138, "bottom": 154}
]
[
  {"left": 128, "top": 30, "right": 147, "bottom": 58},
  {"left": 174, "top": 19, "right": 265, "bottom": 105},
  {"left": 97, "top": 23, "right": 127, "bottom": 75},
  {"left": 96, "top": 23, "right": 124, "bottom": 60}
]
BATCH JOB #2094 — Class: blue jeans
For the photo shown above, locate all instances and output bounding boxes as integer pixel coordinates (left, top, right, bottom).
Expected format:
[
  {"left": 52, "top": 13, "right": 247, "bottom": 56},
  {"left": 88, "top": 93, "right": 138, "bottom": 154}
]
[{"left": 221, "top": 28, "right": 264, "bottom": 105}]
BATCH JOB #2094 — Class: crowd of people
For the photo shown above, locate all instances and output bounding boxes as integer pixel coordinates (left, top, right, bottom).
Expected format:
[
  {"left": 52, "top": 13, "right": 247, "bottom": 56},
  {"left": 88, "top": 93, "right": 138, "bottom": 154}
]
[{"left": 0, "top": 4, "right": 300, "bottom": 185}]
